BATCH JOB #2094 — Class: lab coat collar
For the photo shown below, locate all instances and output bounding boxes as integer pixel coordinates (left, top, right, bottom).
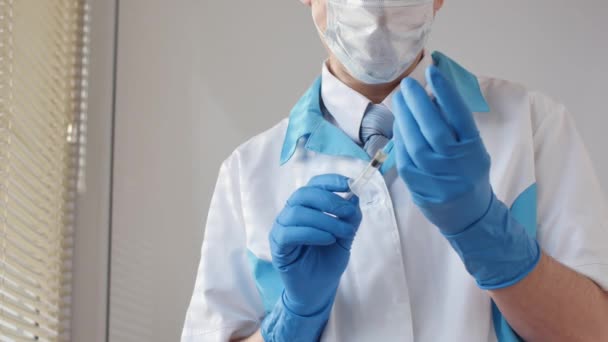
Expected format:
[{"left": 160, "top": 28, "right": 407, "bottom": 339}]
[
  {"left": 280, "top": 51, "right": 490, "bottom": 166},
  {"left": 279, "top": 77, "right": 372, "bottom": 165}
]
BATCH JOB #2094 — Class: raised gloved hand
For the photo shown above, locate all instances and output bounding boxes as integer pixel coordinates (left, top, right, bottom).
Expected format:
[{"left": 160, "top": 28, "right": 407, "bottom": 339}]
[
  {"left": 261, "top": 174, "right": 362, "bottom": 342},
  {"left": 392, "top": 65, "right": 540, "bottom": 289}
]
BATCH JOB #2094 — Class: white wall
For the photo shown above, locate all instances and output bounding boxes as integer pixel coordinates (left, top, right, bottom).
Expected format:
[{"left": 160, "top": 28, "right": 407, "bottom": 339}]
[
  {"left": 108, "top": 1, "right": 608, "bottom": 341},
  {"left": 428, "top": 0, "right": 608, "bottom": 186}
]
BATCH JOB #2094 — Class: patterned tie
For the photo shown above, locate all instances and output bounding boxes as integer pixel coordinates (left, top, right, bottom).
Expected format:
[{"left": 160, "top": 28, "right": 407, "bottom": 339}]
[{"left": 360, "top": 103, "right": 394, "bottom": 157}]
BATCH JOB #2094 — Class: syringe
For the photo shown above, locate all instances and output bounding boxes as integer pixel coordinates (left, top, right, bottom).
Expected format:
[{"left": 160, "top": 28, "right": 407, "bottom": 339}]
[{"left": 344, "top": 149, "right": 389, "bottom": 200}]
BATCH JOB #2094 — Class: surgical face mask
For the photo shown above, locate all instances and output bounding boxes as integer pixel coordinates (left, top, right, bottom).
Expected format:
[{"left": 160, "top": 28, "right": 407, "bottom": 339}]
[{"left": 319, "top": 0, "right": 435, "bottom": 84}]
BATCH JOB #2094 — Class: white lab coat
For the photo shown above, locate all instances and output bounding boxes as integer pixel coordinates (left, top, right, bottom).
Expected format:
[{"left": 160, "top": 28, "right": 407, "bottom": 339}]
[{"left": 181, "top": 56, "right": 608, "bottom": 341}]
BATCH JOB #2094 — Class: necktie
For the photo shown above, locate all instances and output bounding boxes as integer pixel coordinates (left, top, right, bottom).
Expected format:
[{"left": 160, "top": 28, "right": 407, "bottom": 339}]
[{"left": 360, "top": 103, "right": 394, "bottom": 157}]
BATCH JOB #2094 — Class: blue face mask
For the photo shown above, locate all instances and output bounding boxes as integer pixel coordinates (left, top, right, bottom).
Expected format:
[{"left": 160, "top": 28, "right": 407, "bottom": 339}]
[{"left": 319, "top": 0, "right": 435, "bottom": 84}]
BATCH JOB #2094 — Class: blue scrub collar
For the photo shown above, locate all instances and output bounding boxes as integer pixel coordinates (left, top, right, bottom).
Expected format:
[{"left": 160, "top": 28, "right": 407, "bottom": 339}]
[{"left": 280, "top": 51, "right": 490, "bottom": 166}]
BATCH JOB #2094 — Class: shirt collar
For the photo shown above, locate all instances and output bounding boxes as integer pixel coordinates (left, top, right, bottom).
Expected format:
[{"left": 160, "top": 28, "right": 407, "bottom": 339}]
[{"left": 280, "top": 51, "right": 490, "bottom": 166}]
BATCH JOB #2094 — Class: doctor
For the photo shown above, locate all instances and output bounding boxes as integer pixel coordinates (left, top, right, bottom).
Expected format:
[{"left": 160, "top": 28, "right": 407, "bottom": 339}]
[{"left": 182, "top": 0, "right": 608, "bottom": 341}]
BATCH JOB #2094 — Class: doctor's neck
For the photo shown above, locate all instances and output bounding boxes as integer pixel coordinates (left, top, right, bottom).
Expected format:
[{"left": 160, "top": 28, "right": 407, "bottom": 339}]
[{"left": 326, "top": 51, "right": 425, "bottom": 105}]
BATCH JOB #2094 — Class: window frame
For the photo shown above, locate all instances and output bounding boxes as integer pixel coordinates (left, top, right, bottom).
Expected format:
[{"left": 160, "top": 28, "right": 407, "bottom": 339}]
[{"left": 70, "top": 0, "right": 116, "bottom": 341}]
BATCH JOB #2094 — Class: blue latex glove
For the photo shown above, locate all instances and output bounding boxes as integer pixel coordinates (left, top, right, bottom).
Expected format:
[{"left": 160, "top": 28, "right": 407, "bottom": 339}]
[
  {"left": 392, "top": 65, "right": 540, "bottom": 289},
  {"left": 261, "top": 174, "right": 362, "bottom": 342}
]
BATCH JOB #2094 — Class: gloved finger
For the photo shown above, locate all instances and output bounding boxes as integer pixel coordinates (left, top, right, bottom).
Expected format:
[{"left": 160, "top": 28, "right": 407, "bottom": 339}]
[
  {"left": 395, "top": 139, "right": 460, "bottom": 176},
  {"left": 426, "top": 66, "right": 480, "bottom": 141},
  {"left": 271, "top": 225, "right": 336, "bottom": 251},
  {"left": 393, "top": 124, "right": 440, "bottom": 190},
  {"left": 400, "top": 77, "right": 456, "bottom": 153},
  {"left": 345, "top": 195, "right": 363, "bottom": 226},
  {"left": 336, "top": 236, "right": 355, "bottom": 251},
  {"left": 277, "top": 206, "right": 357, "bottom": 240},
  {"left": 287, "top": 187, "right": 357, "bottom": 219},
  {"left": 394, "top": 130, "right": 454, "bottom": 197},
  {"left": 391, "top": 97, "right": 430, "bottom": 169},
  {"left": 307, "top": 174, "right": 350, "bottom": 193},
  {"left": 393, "top": 125, "right": 418, "bottom": 176}
]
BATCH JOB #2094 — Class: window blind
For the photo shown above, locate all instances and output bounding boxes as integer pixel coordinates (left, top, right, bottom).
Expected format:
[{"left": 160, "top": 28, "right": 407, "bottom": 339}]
[{"left": 0, "top": 0, "right": 89, "bottom": 341}]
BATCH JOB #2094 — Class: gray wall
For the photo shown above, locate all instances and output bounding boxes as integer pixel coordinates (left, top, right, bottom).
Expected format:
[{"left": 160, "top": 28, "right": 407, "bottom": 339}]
[{"left": 107, "top": 1, "right": 608, "bottom": 341}]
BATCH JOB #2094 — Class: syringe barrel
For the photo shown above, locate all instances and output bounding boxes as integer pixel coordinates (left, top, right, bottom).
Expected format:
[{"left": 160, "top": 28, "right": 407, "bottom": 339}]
[{"left": 344, "top": 150, "right": 388, "bottom": 200}]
